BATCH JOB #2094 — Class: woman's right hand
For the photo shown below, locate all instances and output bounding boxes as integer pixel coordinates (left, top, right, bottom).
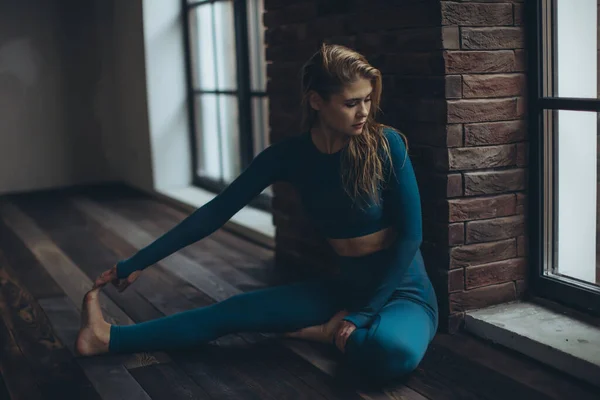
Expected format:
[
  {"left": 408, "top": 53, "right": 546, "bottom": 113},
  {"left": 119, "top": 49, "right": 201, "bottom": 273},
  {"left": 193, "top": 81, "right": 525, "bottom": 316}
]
[{"left": 93, "top": 265, "right": 142, "bottom": 292}]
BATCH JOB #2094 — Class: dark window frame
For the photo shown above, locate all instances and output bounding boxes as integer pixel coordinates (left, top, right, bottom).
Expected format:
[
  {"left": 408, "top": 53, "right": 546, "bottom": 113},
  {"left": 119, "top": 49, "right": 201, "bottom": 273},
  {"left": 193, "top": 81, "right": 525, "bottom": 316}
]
[
  {"left": 182, "top": 0, "right": 272, "bottom": 212},
  {"left": 527, "top": 0, "right": 600, "bottom": 316}
]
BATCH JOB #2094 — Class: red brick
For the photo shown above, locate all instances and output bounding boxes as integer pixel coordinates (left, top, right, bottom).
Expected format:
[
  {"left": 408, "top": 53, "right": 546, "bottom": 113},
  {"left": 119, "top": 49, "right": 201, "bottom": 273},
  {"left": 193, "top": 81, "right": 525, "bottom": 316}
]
[
  {"left": 514, "top": 3, "right": 524, "bottom": 26},
  {"left": 462, "top": 27, "right": 526, "bottom": 50},
  {"left": 450, "top": 239, "right": 517, "bottom": 268},
  {"left": 516, "top": 192, "right": 527, "bottom": 206},
  {"left": 465, "top": 258, "right": 526, "bottom": 289},
  {"left": 466, "top": 215, "right": 525, "bottom": 243},
  {"left": 516, "top": 143, "right": 528, "bottom": 167},
  {"left": 266, "top": 24, "right": 307, "bottom": 46},
  {"left": 264, "top": 0, "right": 304, "bottom": 10},
  {"left": 516, "top": 279, "right": 527, "bottom": 298},
  {"left": 449, "top": 268, "right": 465, "bottom": 293},
  {"left": 415, "top": 172, "right": 463, "bottom": 199},
  {"left": 464, "top": 169, "right": 526, "bottom": 195},
  {"left": 514, "top": 49, "right": 527, "bottom": 71},
  {"left": 402, "top": 122, "right": 463, "bottom": 148},
  {"left": 386, "top": 52, "right": 445, "bottom": 75},
  {"left": 263, "top": 3, "right": 317, "bottom": 28},
  {"left": 448, "top": 98, "right": 519, "bottom": 123},
  {"left": 446, "top": 75, "right": 463, "bottom": 98},
  {"left": 449, "top": 223, "right": 465, "bottom": 245},
  {"left": 306, "top": 16, "right": 346, "bottom": 41},
  {"left": 448, "top": 144, "right": 517, "bottom": 170},
  {"left": 463, "top": 74, "right": 526, "bottom": 98},
  {"left": 397, "top": 99, "right": 447, "bottom": 123},
  {"left": 447, "top": 173, "right": 464, "bottom": 197},
  {"left": 424, "top": 220, "right": 465, "bottom": 246},
  {"left": 394, "top": 76, "right": 453, "bottom": 99},
  {"left": 450, "top": 282, "right": 517, "bottom": 313},
  {"left": 384, "top": 27, "right": 460, "bottom": 51},
  {"left": 449, "top": 194, "right": 516, "bottom": 222},
  {"left": 346, "top": 3, "right": 441, "bottom": 33},
  {"left": 517, "top": 235, "right": 527, "bottom": 256},
  {"left": 465, "top": 120, "right": 526, "bottom": 146},
  {"left": 442, "top": 2, "right": 513, "bottom": 26},
  {"left": 266, "top": 41, "right": 320, "bottom": 63},
  {"left": 445, "top": 50, "right": 516, "bottom": 73}
]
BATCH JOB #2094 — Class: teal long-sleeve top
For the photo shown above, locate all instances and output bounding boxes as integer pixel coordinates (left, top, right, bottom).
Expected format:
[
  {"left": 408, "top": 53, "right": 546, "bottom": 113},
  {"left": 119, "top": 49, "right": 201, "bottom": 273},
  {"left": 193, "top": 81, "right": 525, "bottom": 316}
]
[{"left": 115, "top": 127, "right": 423, "bottom": 329}]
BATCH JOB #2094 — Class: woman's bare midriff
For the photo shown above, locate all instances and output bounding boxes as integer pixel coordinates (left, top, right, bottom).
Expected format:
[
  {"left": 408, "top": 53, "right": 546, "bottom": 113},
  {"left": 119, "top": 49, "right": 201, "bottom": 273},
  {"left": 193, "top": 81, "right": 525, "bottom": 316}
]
[{"left": 327, "top": 226, "right": 398, "bottom": 257}]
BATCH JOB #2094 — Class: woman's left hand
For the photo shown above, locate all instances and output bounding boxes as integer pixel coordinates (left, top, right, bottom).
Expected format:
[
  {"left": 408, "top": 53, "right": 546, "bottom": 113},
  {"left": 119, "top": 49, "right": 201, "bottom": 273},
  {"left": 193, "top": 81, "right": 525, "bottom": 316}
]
[{"left": 334, "top": 320, "right": 356, "bottom": 353}]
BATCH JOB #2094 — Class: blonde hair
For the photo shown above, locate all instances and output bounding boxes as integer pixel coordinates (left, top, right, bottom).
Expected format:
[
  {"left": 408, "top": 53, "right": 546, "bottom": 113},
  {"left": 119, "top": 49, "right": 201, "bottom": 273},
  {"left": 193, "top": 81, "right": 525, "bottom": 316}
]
[{"left": 300, "top": 43, "right": 407, "bottom": 206}]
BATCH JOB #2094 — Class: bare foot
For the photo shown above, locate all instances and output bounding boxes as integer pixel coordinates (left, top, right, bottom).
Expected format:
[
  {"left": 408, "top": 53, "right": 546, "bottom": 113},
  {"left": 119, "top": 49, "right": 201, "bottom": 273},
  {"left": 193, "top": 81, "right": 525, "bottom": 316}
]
[
  {"left": 75, "top": 287, "right": 111, "bottom": 356},
  {"left": 284, "top": 310, "right": 350, "bottom": 343}
]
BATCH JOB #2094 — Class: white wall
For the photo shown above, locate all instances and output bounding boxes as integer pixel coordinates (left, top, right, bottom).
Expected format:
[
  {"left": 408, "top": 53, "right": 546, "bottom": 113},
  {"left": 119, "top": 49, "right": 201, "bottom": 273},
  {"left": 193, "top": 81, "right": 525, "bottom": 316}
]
[
  {"left": 142, "top": 0, "right": 192, "bottom": 192},
  {"left": 0, "top": 0, "right": 115, "bottom": 195},
  {"left": 108, "top": 0, "right": 155, "bottom": 192},
  {"left": 556, "top": 0, "right": 597, "bottom": 283}
]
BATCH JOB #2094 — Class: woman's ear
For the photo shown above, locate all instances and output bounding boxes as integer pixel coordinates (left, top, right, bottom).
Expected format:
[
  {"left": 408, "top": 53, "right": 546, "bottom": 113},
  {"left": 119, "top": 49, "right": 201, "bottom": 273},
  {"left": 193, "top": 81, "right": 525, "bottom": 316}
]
[{"left": 308, "top": 91, "right": 322, "bottom": 111}]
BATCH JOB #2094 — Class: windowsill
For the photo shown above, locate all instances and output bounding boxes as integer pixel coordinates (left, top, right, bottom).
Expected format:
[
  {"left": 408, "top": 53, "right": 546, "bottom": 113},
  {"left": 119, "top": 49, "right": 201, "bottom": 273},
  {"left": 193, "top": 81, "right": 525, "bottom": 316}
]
[
  {"left": 464, "top": 300, "right": 600, "bottom": 389},
  {"left": 153, "top": 185, "right": 275, "bottom": 249}
]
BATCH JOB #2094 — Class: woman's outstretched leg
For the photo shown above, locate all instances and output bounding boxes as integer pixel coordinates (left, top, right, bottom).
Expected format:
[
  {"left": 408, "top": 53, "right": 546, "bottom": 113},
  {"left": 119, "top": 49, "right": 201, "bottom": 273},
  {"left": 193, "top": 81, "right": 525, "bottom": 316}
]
[{"left": 76, "top": 279, "right": 343, "bottom": 356}]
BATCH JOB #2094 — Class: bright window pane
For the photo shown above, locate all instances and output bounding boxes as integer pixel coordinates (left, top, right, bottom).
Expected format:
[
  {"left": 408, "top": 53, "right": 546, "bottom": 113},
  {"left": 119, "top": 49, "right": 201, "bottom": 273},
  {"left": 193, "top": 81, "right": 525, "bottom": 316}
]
[
  {"left": 548, "top": 0, "right": 598, "bottom": 98},
  {"left": 189, "top": 4, "right": 216, "bottom": 90},
  {"left": 195, "top": 95, "right": 220, "bottom": 179},
  {"left": 247, "top": 0, "right": 266, "bottom": 91},
  {"left": 251, "top": 96, "right": 269, "bottom": 157},
  {"left": 214, "top": 1, "right": 237, "bottom": 90},
  {"left": 219, "top": 95, "right": 241, "bottom": 181},
  {"left": 545, "top": 110, "right": 599, "bottom": 286}
]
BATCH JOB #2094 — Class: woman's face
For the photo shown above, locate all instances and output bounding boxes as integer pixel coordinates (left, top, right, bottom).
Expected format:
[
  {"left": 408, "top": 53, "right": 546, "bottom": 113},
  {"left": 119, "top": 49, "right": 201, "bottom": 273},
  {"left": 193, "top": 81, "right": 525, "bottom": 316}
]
[{"left": 312, "top": 78, "right": 373, "bottom": 137}]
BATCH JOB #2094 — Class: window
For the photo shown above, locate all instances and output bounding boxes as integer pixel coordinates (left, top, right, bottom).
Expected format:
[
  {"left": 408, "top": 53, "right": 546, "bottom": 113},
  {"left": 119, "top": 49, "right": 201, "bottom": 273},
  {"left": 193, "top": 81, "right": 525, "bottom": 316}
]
[
  {"left": 183, "top": 0, "right": 270, "bottom": 210},
  {"left": 529, "top": 0, "right": 600, "bottom": 315}
]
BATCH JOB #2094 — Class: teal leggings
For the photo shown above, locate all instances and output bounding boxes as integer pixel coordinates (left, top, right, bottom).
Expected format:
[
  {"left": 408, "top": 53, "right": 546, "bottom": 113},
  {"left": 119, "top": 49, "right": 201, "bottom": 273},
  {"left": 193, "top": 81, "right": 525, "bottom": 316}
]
[{"left": 109, "top": 251, "right": 439, "bottom": 384}]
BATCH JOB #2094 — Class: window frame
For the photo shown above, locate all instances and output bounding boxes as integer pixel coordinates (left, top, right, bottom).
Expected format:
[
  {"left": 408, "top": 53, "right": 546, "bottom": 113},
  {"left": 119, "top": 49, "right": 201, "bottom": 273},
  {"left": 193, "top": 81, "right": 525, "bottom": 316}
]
[
  {"left": 527, "top": 0, "right": 600, "bottom": 316},
  {"left": 182, "top": 0, "right": 272, "bottom": 212}
]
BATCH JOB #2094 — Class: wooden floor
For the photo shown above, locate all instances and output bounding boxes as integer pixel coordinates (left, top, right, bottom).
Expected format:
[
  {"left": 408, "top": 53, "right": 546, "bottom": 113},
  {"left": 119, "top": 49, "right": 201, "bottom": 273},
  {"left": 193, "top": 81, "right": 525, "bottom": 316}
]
[{"left": 0, "top": 184, "right": 597, "bottom": 400}]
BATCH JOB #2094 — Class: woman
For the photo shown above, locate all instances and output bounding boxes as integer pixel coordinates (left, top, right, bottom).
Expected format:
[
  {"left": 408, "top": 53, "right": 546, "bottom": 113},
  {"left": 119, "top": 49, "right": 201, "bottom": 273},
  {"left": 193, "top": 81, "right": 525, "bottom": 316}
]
[{"left": 76, "top": 43, "right": 439, "bottom": 385}]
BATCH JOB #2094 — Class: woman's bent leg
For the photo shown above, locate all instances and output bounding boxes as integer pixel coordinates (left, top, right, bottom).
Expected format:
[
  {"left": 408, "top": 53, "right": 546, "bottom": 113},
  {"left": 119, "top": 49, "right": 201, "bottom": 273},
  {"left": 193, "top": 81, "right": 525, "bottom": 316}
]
[
  {"left": 109, "top": 279, "right": 342, "bottom": 354},
  {"left": 343, "top": 298, "right": 436, "bottom": 385}
]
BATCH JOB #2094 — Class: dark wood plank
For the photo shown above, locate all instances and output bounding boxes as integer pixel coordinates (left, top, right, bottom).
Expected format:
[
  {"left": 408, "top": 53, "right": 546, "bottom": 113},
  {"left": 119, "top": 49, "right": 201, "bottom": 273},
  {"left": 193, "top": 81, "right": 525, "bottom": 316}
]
[
  {"left": 0, "top": 252, "right": 102, "bottom": 400},
  {"left": 87, "top": 188, "right": 280, "bottom": 282},
  {"left": 210, "top": 334, "right": 328, "bottom": 400},
  {"left": 128, "top": 363, "right": 212, "bottom": 400},
  {"left": 403, "top": 341, "right": 552, "bottom": 400},
  {"left": 434, "top": 333, "right": 600, "bottom": 400},
  {"left": 70, "top": 196, "right": 244, "bottom": 303},
  {"left": 38, "top": 296, "right": 152, "bottom": 400},
  {"left": 96, "top": 193, "right": 276, "bottom": 290},
  {"left": 11, "top": 192, "right": 164, "bottom": 323},
  {"left": 0, "top": 198, "right": 170, "bottom": 369},
  {"left": 0, "top": 218, "right": 63, "bottom": 299},
  {"left": 0, "top": 311, "right": 43, "bottom": 400}
]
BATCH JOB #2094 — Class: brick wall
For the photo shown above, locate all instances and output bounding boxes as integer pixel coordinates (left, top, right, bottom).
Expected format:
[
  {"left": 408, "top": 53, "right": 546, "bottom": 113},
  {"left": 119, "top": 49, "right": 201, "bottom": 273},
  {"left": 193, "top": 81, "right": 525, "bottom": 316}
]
[
  {"left": 265, "top": 0, "right": 528, "bottom": 332},
  {"left": 434, "top": 0, "right": 528, "bottom": 331}
]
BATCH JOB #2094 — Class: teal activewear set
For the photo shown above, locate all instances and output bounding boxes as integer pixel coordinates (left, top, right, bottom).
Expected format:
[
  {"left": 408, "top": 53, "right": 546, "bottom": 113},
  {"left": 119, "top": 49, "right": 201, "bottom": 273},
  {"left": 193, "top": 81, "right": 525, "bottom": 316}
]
[{"left": 110, "top": 127, "right": 438, "bottom": 383}]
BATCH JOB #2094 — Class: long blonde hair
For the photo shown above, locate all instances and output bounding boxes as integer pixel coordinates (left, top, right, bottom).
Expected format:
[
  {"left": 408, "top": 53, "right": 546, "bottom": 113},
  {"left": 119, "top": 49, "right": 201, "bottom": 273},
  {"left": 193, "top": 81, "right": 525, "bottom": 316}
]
[{"left": 300, "top": 43, "right": 407, "bottom": 206}]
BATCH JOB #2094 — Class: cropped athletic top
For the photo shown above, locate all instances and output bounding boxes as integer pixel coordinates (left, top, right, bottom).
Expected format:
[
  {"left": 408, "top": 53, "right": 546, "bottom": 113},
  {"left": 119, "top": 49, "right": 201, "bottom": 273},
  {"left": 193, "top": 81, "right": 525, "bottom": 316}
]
[{"left": 116, "top": 127, "right": 423, "bottom": 329}]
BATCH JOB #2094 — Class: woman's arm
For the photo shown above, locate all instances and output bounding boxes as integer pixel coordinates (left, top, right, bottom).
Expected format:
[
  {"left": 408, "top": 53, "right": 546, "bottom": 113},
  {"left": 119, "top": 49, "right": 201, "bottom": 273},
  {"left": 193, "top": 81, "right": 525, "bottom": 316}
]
[
  {"left": 115, "top": 141, "right": 288, "bottom": 279},
  {"left": 342, "top": 129, "right": 423, "bottom": 329}
]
